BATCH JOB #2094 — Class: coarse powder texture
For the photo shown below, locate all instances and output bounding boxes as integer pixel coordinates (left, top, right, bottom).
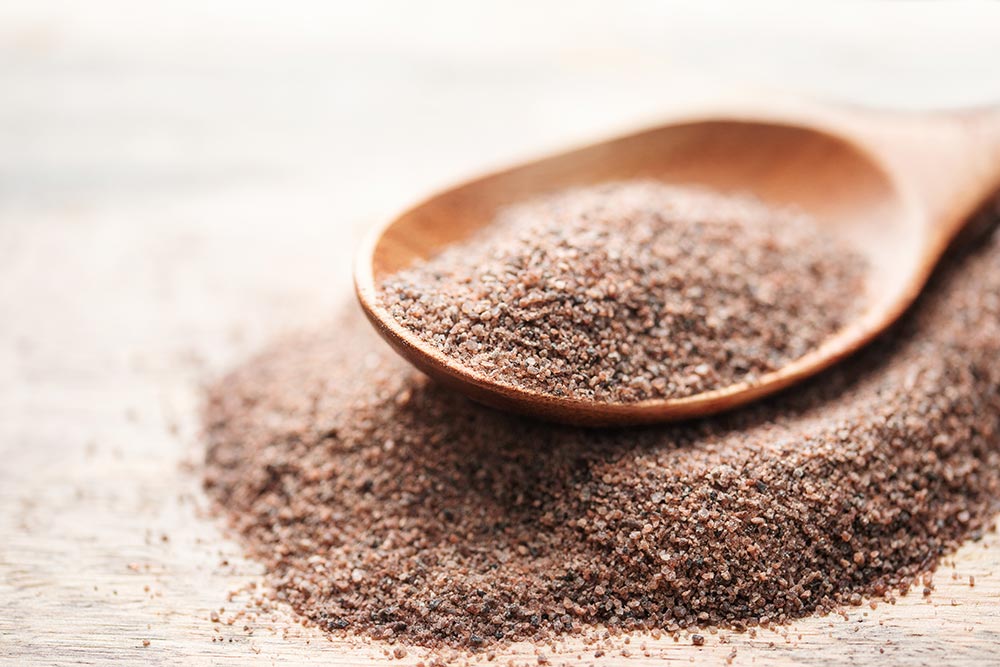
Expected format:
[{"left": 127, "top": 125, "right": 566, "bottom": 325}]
[
  {"left": 378, "top": 181, "right": 869, "bottom": 401},
  {"left": 203, "top": 205, "right": 1000, "bottom": 651}
]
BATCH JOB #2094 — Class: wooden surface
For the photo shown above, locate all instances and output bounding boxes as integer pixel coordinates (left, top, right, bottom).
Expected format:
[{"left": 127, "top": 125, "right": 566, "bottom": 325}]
[{"left": 3, "top": 2, "right": 1000, "bottom": 665}]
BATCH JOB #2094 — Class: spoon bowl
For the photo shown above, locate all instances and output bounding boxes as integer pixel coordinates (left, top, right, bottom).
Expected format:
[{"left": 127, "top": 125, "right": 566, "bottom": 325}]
[{"left": 355, "top": 102, "right": 1000, "bottom": 425}]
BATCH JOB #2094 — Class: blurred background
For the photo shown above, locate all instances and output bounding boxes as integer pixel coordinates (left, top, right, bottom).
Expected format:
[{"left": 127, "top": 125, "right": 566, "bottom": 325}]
[
  {"left": 4, "top": 1, "right": 1000, "bottom": 369},
  {"left": 3, "top": 2, "right": 1000, "bottom": 662},
  {"left": 5, "top": 1, "right": 1000, "bottom": 337}
]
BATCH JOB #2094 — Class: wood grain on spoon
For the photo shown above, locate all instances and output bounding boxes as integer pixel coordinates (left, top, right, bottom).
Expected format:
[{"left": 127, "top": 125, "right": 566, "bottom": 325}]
[{"left": 355, "top": 102, "right": 1000, "bottom": 426}]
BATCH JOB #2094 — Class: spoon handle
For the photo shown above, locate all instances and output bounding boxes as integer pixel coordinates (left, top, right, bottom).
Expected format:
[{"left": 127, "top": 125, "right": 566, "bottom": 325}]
[{"left": 867, "top": 106, "right": 1000, "bottom": 247}]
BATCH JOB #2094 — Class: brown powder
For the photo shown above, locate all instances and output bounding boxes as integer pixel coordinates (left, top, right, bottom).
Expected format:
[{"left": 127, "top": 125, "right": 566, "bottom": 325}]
[
  {"left": 203, "top": 200, "right": 1000, "bottom": 651},
  {"left": 379, "top": 181, "right": 868, "bottom": 401}
]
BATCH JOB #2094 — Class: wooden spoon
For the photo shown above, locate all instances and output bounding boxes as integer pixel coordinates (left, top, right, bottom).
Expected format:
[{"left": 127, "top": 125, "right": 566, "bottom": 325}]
[{"left": 355, "top": 102, "right": 1000, "bottom": 426}]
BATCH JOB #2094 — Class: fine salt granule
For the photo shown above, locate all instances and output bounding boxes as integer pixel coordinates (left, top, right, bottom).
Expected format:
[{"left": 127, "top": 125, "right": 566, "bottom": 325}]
[
  {"left": 379, "top": 182, "right": 868, "bottom": 401},
  {"left": 203, "top": 201, "right": 999, "bottom": 650}
]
